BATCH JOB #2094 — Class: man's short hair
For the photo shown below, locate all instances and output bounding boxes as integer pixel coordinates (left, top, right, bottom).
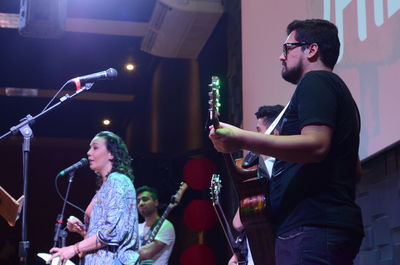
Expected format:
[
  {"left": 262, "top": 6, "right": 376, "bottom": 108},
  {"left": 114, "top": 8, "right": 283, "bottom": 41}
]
[
  {"left": 137, "top": 185, "right": 159, "bottom": 201},
  {"left": 286, "top": 19, "right": 340, "bottom": 69},
  {"left": 255, "top": 105, "right": 284, "bottom": 125}
]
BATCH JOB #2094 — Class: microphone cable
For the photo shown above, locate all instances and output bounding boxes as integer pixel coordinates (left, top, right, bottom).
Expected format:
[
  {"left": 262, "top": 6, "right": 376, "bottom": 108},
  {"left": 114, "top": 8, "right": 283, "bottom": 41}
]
[
  {"left": 41, "top": 80, "right": 72, "bottom": 112},
  {"left": 54, "top": 172, "right": 86, "bottom": 215}
]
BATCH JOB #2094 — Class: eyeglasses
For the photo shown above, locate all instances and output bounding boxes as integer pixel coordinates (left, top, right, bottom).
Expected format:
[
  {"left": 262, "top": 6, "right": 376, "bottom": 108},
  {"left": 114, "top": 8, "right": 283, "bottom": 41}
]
[{"left": 282, "top": 42, "right": 311, "bottom": 58}]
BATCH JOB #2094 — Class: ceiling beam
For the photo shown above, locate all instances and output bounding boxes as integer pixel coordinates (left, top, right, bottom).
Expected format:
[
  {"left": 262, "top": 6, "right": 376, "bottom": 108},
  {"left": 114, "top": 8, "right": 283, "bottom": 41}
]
[
  {"left": 0, "top": 12, "right": 148, "bottom": 37},
  {"left": 0, "top": 87, "right": 134, "bottom": 102}
]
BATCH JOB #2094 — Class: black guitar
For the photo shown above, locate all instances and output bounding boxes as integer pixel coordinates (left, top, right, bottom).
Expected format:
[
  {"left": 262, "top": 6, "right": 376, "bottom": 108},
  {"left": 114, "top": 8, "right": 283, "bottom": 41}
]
[
  {"left": 208, "top": 76, "right": 275, "bottom": 265},
  {"left": 210, "top": 174, "right": 248, "bottom": 265}
]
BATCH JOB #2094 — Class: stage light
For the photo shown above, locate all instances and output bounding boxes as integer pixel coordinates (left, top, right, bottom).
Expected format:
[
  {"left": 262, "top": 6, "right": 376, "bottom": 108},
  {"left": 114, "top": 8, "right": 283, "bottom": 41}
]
[
  {"left": 125, "top": 63, "right": 135, "bottom": 71},
  {"left": 102, "top": 119, "right": 111, "bottom": 126}
]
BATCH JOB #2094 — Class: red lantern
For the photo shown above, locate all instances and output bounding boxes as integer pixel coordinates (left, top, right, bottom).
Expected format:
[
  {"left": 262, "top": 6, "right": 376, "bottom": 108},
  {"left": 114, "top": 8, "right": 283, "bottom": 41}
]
[
  {"left": 183, "top": 158, "right": 217, "bottom": 190},
  {"left": 183, "top": 199, "right": 217, "bottom": 231},
  {"left": 180, "top": 244, "right": 216, "bottom": 265}
]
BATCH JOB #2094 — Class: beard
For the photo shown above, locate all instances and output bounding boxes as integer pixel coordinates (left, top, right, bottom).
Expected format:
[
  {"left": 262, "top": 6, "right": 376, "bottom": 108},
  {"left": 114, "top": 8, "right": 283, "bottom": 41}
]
[
  {"left": 139, "top": 206, "right": 157, "bottom": 218},
  {"left": 139, "top": 208, "right": 152, "bottom": 218},
  {"left": 281, "top": 61, "right": 303, "bottom": 85}
]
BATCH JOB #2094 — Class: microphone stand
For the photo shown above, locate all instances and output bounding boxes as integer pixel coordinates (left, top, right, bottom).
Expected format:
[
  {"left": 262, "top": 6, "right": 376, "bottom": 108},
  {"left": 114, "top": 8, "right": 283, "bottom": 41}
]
[
  {"left": 53, "top": 171, "right": 76, "bottom": 248},
  {"left": 19, "top": 122, "right": 32, "bottom": 265},
  {"left": 0, "top": 83, "right": 94, "bottom": 265}
]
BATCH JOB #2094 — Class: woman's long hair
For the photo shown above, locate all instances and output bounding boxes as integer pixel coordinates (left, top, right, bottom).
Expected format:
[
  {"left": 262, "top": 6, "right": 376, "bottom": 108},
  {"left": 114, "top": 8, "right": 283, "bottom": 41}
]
[{"left": 95, "top": 131, "right": 134, "bottom": 182}]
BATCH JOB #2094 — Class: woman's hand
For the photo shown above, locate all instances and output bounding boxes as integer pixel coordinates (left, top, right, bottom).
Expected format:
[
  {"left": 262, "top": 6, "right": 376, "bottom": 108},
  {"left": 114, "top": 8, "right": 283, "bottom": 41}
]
[
  {"left": 67, "top": 216, "right": 86, "bottom": 237},
  {"left": 46, "top": 245, "right": 76, "bottom": 265}
]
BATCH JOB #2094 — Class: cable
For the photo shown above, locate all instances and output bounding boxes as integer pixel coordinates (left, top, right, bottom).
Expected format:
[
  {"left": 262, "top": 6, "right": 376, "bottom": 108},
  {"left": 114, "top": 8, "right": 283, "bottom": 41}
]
[
  {"left": 41, "top": 80, "right": 72, "bottom": 112},
  {"left": 54, "top": 174, "right": 86, "bottom": 215}
]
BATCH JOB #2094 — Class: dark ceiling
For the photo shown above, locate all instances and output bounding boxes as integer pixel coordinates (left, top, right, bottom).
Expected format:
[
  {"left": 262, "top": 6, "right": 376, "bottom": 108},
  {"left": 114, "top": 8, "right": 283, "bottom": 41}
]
[
  {"left": 0, "top": 0, "right": 157, "bottom": 21},
  {"left": 0, "top": 0, "right": 154, "bottom": 142},
  {"left": 0, "top": 0, "right": 227, "bottom": 150},
  {"left": 67, "top": 0, "right": 156, "bottom": 22}
]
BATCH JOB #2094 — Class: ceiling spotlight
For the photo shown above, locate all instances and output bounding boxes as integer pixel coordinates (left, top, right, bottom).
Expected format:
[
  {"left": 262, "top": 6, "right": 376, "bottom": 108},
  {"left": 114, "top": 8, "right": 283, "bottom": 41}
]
[
  {"left": 102, "top": 119, "right": 111, "bottom": 126},
  {"left": 125, "top": 63, "right": 135, "bottom": 71}
]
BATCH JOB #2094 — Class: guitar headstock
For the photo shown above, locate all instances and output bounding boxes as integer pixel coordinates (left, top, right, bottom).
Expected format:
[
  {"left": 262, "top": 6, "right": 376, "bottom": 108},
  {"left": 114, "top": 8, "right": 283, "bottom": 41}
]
[
  {"left": 208, "top": 76, "right": 221, "bottom": 128},
  {"left": 210, "top": 174, "right": 222, "bottom": 205},
  {"left": 171, "top": 182, "right": 188, "bottom": 207}
]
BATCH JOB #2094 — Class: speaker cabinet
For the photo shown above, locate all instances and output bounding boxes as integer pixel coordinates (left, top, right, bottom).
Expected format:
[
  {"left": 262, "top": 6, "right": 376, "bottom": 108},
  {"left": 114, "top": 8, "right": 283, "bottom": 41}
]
[{"left": 19, "top": 0, "right": 67, "bottom": 38}]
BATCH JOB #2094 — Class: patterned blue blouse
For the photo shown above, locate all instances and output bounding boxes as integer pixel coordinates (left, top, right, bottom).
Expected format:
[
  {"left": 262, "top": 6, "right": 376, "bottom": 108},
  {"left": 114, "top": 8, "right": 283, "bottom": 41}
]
[{"left": 84, "top": 172, "right": 139, "bottom": 265}]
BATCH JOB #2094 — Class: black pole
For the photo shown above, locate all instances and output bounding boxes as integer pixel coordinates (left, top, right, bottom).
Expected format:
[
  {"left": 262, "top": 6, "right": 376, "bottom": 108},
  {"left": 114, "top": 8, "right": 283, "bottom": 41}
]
[
  {"left": 18, "top": 123, "right": 33, "bottom": 265},
  {"left": 53, "top": 171, "right": 75, "bottom": 248}
]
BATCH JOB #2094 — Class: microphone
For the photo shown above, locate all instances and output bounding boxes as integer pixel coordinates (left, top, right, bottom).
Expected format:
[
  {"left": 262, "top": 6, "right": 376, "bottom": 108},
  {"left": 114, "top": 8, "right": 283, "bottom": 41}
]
[
  {"left": 71, "top": 68, "right": 118, "bottom": 84},
  {"left": 57, "top": 158, "right": 88, "bottom": 176}
]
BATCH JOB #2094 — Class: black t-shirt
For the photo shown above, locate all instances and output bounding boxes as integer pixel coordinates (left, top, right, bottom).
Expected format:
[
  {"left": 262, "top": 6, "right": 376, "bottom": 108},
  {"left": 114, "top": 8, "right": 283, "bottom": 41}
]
[{"left": 270, "top": 70, "right": 363, "bottom": 236}]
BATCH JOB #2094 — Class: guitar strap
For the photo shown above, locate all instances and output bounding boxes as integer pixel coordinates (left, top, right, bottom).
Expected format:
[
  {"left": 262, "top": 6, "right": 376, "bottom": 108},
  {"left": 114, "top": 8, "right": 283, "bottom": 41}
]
[
  {"left": 264, "top": 101, "right": 290, "bottom": 136},
  {"left": 256, "top": 101, "right": 290, "bottom": 179},
  {"left": 150, "top": 217, "right": 161, "bottom": 231},
  {"left": 257, "top": 157, "right": 270, "bottom": 178},
  {"left": 142, "top": 217, "right": 161, "bottom": 245}
]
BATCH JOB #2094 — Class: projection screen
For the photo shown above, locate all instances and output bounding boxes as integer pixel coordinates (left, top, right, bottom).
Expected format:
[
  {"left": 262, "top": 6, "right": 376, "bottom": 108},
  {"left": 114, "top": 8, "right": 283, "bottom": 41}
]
[{"left": 242, "top": 0, "right": 400, "bottom": 160}]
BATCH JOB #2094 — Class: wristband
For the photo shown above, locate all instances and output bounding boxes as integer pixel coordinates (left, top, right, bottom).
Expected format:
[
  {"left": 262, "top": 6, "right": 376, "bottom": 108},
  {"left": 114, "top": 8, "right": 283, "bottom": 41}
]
[{"left": 74, "top": 243, "right": 81, "bottom": 255}]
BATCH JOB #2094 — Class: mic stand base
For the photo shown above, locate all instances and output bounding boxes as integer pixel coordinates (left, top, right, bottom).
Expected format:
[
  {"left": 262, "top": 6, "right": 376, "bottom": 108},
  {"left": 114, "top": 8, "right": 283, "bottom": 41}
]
[{"left": 18, "top": 241, "right": 30, "bottom": 265}]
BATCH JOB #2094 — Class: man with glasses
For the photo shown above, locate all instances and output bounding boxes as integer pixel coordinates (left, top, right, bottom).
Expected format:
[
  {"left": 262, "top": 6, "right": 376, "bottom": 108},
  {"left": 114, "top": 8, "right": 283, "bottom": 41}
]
[{"left": 210, "top": 19, "right": 363, "bottom": 265}]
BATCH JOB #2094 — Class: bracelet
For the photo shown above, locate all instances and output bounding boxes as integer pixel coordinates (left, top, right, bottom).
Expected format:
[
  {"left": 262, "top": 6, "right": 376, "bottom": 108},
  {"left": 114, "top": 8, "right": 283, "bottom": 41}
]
[{"left": 74, "top": 243, "right": 81, "bottom": 255}]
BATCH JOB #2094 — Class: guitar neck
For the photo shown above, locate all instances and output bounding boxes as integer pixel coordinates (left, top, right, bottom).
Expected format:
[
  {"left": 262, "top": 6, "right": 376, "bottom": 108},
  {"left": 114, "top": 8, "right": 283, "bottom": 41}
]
[
  {"left": 212, "top": 116, "right": 258, "bottom": 183},
  {"left": 212, "top": 201, "right": 247, "bottom": 263},
  {"left": 143, "top": 204, "right": 173, "bottom": 245}
]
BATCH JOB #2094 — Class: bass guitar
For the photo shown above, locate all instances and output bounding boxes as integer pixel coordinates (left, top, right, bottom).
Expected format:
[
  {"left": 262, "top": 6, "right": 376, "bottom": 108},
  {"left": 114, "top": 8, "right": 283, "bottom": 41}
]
[
  {"left": 136, "top": 182, "right": 188, "bottom": 265},
  {"left": 210, "top": 174, "right": 248, "bottom": 265},
  {"left": 208, "top": 76, "right": 275, "bottom": 265}
]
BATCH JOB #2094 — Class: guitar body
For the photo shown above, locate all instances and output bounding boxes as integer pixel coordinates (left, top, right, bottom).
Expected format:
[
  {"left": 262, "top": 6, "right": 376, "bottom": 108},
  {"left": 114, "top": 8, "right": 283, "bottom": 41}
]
[
  {"left": 224, "top": 154, "right": 276, "bottom": 265},
  {"left": 208, "top": 76, "right": 275, "bottom": 265}
]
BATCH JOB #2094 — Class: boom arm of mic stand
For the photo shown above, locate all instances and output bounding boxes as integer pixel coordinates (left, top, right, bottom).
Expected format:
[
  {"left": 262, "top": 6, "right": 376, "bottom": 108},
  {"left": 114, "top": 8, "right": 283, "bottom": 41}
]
[{"left": 0, "top": 82, "right": 95, "bottom": 141}]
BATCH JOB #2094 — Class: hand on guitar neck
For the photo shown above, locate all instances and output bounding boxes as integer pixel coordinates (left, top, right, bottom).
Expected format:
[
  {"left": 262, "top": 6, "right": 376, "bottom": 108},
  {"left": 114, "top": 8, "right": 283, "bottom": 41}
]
[{"left": 208, "top": 76, "right": 276, "bottom": 265}]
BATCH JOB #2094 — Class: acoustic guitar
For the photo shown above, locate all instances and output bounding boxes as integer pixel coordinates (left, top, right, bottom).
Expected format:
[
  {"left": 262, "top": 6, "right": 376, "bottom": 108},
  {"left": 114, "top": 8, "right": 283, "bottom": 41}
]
[{"left": 208, "top": 76, "right": 275, "bottom": 265}]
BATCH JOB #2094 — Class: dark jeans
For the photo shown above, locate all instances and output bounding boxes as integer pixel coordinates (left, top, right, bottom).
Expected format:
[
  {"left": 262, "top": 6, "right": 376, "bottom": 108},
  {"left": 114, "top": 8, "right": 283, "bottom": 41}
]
[{"left": 275, "top": 226, "right": 362, "bottom": 265}]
